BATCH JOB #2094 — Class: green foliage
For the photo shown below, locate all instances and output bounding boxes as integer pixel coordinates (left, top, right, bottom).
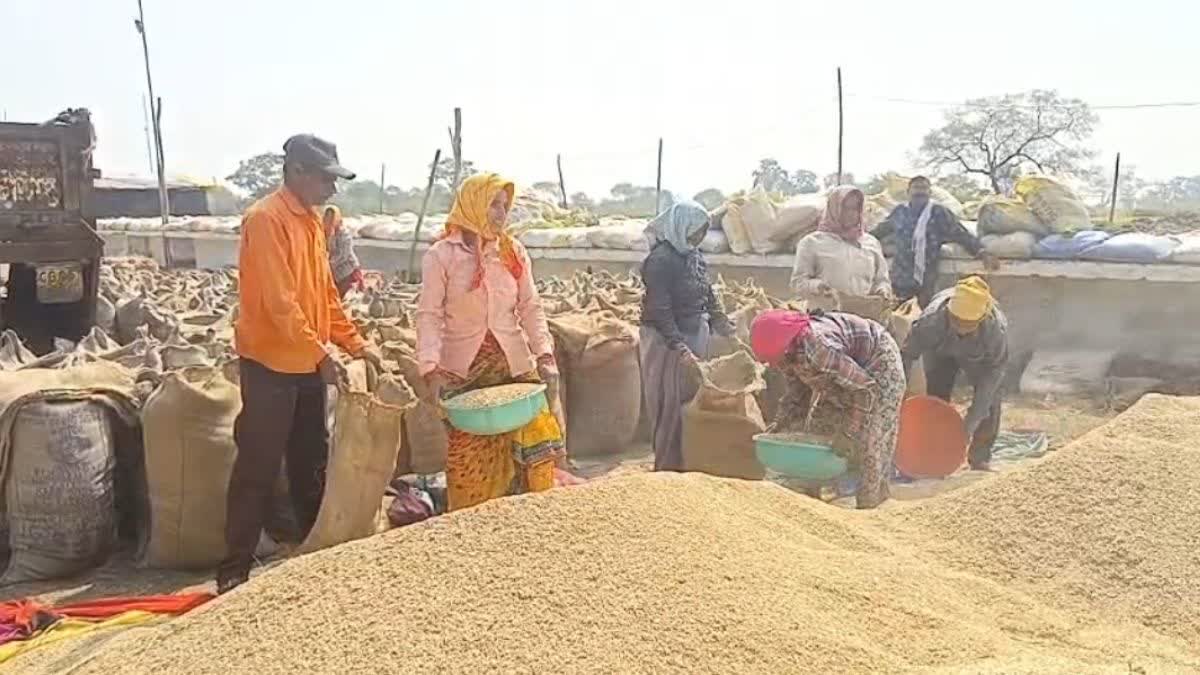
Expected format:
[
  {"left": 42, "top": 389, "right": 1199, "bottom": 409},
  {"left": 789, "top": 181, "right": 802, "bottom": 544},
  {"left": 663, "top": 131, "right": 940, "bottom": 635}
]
[
  {"left": 225, "top": 152, "right": 283, "bottom": 200},
  {"left": 918, "top": 89, "right": 1097, "bottom": 194},
  {"left": 752, "top": 159, "right": 819, "bottom": 196}
]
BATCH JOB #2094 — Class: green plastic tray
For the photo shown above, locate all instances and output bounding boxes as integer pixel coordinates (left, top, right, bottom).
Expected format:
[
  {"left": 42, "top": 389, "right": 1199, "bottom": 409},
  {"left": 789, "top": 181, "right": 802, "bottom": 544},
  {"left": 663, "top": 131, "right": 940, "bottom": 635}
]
[
  {"left": 754, "top": 433, "right": 848, "bottom": 482},
  {"left": 443, "top": 384, "right": 548, "bottom": 436}
]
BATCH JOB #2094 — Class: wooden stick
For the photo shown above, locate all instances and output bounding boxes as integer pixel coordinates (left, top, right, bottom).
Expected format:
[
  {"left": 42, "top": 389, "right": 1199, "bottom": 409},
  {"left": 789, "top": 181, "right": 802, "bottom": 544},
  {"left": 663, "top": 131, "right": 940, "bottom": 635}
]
[
  {"left": 655, "top": 138, "right": 663, "bottom": 214},
  {"left": 556, "top": 154, "right": 568, "bottom": 209},
  {"left": 836, "top": 67, "right": 844, "bottom": 186},
  {"left": 379, "top": 163, "right": 386, "bottom": 214},
  {"left": 448, "top": 107, "right": 463, "bottom": 193},
  {"left": 1109, "top": 152, "right": 1121, "bottom": 224},
  {"left": 407, "top": 148, "right": 442, "bottom": 282}
]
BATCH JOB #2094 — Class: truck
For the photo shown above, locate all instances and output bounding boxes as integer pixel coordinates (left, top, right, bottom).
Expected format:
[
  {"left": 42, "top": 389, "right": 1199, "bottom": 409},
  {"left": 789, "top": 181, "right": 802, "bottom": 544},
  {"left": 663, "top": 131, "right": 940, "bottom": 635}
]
[{"left": 0, "top": 109, "right": 105, "bottom": 353}]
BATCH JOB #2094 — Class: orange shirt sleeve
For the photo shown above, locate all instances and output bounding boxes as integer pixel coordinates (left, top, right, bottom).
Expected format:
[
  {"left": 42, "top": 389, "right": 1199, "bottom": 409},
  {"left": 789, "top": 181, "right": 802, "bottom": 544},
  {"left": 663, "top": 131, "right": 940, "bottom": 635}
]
[
  {"left": 327, "top": 274, "right": 366, "bottom": 356},
  {"left": 242, "top": 209, "right": 328, "bottom": 369}
]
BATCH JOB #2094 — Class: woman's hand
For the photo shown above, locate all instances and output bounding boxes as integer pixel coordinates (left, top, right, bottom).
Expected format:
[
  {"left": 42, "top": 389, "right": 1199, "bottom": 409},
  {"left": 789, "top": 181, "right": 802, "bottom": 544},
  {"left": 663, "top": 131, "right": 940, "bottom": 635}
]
[
  {"left": 537, "top": 356, "right": 567, "bottom": 437},
  {"left": 423, "top": 370, "right": 448, "bottom": 406}
]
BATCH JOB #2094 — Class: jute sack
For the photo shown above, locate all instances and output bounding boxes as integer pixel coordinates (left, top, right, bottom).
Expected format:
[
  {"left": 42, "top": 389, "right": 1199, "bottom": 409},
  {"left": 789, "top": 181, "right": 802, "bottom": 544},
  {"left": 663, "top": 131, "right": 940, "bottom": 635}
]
[
  {"left": 889, "top": 299, "right": 926, "bottom": 396},
  {"left": 296, "top": 373, "right": 415, "bottom": 555},
  {"left": 2, "top": 393, "right": 137, "bottom": 584},
  {"left": 383, "top": 344, "right": 448, "bottom": 475},
  {"left": 682, "top": 351, "right": 767, "bottom": 480},
  {"left": 139, "top": 368, "right": 238, "bottom": 569},
  {"left": 0, "top": 363, "right": 136, "bottom": 584},
  {"left": 550, "top": 312, "right": 641, "bottom": 456}
]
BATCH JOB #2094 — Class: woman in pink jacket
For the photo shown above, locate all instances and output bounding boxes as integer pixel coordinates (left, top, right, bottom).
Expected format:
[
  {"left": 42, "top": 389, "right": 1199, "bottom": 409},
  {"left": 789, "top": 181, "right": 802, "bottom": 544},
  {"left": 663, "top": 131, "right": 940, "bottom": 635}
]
[{"left": 415, "top": 173, "right": 565, "bottom": 511}]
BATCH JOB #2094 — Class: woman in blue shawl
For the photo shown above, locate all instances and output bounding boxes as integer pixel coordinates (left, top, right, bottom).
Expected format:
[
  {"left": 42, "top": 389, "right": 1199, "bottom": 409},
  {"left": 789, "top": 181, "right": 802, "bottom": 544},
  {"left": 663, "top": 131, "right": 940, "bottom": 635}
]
[{"left": 638, "top": 199, "right": 734, "bottom": 471}]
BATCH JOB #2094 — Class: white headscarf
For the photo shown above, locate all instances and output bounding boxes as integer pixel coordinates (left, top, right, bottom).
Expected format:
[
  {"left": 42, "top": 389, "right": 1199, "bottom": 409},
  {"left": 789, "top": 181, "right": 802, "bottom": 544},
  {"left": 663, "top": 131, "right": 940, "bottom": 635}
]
[{"left": 644, "top": 199, "right": 710, "bottom": 254}]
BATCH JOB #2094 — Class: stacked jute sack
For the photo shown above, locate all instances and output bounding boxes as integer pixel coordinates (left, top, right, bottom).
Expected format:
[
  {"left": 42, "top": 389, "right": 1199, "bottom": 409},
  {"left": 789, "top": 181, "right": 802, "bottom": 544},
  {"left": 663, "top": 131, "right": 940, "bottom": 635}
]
[
  {"left": 0, "top": 259, "right": 420, "bottom": 585},
  {"left": 0, "top": 259, "right": 926, "bottom": 585}
]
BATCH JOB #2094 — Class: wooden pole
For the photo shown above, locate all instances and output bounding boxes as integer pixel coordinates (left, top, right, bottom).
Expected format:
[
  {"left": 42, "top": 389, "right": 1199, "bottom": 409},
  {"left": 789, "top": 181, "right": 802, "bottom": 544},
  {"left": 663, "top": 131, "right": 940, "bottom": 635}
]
[
  {"left": 447, "top": 107, "right": 463, "bottom": 193},
  {"left": 556, "top": 154, "right": 568, "bottom": 209},
  {"left": 1109, "top": 152, "right": 1121, "bottom": 224},
  {"left": 836, "top": 67, "right": 844, "bottom": 186},
  {"left": 407, "top": 148, "right": 442, "bottom": 282},
  {"left": 135, "top": 0, "right": 169, "bottom": 225},
  {"left": 655, "top": 138, "right": 663, "bottom": 214},
  {"left": 379, "top": 163, "right": 386, "bottom": 214}
]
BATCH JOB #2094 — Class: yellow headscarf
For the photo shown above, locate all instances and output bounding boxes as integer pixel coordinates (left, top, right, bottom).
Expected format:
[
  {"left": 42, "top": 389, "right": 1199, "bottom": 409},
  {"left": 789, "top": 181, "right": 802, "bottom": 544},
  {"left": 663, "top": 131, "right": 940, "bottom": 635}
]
[
  {"left": 948, "top": 275, "right": 994, "bottom": 321},
  {"left": 444, "top": 173, "right": 523, "bottom": 288}
]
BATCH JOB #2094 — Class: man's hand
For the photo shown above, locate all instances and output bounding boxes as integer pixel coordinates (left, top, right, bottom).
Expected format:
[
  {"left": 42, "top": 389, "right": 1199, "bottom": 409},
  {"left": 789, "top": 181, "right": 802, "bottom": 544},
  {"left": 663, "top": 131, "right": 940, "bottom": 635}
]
[
  {"left": 358, "top": 345, "right": 385, "bottom": 371},
  {"left": 980, "top": 251, "right": 1001, "bottom": 271},
  {"left": 318, "top": 354, "right": 349, "bottom": 389}
]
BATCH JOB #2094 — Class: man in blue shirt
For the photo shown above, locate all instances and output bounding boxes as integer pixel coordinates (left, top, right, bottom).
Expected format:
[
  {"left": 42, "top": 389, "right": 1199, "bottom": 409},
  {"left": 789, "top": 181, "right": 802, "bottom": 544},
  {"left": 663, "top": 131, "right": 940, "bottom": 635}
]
[{"left": 873, "top": 176, "right": 998, "bottom": 306}]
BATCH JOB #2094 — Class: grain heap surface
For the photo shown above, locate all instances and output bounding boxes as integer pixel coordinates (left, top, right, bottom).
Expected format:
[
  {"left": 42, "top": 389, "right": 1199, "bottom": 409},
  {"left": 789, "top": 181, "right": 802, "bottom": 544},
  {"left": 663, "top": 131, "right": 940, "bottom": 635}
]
[
  {"left": 890, "top": 393, "right": 1200, "bottom": 646},
  {"left": 448, "top": 383, "right": 545, "bottom": 409},
  {"left": 12, "top": 420, "right": 1200, "bottom": 675}
]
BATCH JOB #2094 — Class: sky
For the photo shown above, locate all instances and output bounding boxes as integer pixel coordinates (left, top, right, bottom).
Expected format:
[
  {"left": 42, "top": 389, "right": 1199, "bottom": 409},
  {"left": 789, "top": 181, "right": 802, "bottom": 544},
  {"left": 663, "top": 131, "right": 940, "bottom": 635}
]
[{"left": 3, "top": 0, "right": 1198, "bottom": 198}]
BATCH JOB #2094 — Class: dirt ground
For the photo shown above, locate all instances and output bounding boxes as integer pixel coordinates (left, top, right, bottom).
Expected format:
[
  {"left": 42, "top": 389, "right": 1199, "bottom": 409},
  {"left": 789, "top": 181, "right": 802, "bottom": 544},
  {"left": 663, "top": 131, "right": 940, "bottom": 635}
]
[{"left": 0, "top": 394, "right": 1114, "bottom": 607}]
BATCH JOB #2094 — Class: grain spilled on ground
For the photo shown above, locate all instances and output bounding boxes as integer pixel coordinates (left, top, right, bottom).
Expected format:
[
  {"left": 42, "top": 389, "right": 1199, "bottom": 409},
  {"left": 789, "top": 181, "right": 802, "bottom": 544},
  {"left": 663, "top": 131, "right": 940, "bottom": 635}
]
[
  {"left": 8, "top": 396, "right": 1200, "bottom": 674},
  {"left": 890, "top": 394, "right": 1200, "bottom": 646}
]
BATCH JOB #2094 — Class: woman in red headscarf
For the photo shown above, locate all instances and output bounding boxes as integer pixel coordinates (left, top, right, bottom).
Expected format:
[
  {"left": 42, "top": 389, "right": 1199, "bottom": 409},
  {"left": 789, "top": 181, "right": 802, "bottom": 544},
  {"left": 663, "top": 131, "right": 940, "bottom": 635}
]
[{"left": 749, "top": 308, "right": 905, "bottom": 508}]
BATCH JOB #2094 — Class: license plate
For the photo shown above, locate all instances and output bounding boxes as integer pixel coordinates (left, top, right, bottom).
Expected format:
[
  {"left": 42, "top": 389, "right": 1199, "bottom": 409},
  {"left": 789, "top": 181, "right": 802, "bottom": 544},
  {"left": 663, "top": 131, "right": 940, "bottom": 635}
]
[{"left": 36, "top": 263, "right": 84, "bottom": 304}]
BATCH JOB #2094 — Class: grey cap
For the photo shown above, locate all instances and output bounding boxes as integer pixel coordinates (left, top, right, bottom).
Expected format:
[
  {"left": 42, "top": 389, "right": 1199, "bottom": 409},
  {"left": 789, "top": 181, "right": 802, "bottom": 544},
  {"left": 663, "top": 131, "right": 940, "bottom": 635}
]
[{"left": 283, "top": 134, "right": 355, "bottom": 180}]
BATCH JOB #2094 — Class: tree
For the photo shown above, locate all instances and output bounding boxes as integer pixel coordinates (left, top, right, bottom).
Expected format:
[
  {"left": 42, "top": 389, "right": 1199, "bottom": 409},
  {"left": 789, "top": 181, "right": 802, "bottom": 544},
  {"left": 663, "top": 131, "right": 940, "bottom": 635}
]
[
  {"left": 792, "top": 170, "right": 819, "bottom": 194},
  {"left": 1141, "top": 175, "right": 1200, "bottom": 211},
  {"left": 918, "top": 89, "right": 1098, "bottom": 194},
  {"left": 937, "top": 173, "right": 991, "bottom": 204},
  {"left": 693, "top": 188, "right": 726, "bottom": 210},
  {"left": 531, "top": 181, "right": 561, "bottom": 195},
  {"left": 752, "top": 158, "right": 792, "bottom": 193},
  {"left": 823, "top": 172, "right": 855, "bottom": 189},
  {"left": 570, "top": 192, "right": 596, "bottom": 211},
  {"left": 430, "top": 157, "right": 477, "bottom": 191},
  {"left": 225, "top": 152, "right": 283, "bottom": 200}
]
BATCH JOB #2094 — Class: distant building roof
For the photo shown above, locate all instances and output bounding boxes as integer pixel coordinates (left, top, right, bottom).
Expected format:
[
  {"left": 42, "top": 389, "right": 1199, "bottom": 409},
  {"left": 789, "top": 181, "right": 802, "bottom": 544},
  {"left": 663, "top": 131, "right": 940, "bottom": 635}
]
[{"left": 95, "top": 175, "right": 217, "bottom": 191}]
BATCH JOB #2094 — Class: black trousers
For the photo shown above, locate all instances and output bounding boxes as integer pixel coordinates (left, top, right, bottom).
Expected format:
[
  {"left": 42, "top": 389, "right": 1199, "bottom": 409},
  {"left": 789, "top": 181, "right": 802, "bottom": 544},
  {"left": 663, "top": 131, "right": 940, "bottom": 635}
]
[
  {"left": 923, "top": 355, "right": 1002, "bottom": 468},
  {"left": 219, "top": 358, "right": 329, "bottom": 580}
]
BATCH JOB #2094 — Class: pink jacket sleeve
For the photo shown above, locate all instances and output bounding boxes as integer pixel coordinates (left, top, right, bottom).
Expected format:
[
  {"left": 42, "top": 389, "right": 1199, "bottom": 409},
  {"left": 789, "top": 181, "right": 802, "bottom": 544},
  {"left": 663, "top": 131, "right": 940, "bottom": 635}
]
[
  {"left": 514, "top": 243, "right": 554, "bottom": 362},
  {"left": 415, "top": 248, "right": 447, "bottom": 376}
]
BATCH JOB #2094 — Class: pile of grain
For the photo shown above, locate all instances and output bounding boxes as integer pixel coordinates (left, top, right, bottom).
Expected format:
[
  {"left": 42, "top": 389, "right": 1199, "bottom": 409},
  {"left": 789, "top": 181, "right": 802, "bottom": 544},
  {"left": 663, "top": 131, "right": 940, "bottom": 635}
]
[
  {"left": 13, "top": 402, "right": 1200, "bottom": 675},
  {"left": 890, "top": 393, "right": 1200, "bottom": 646},
  {"left": 447, "top": 383, "right": 544, "bottom": 409}
]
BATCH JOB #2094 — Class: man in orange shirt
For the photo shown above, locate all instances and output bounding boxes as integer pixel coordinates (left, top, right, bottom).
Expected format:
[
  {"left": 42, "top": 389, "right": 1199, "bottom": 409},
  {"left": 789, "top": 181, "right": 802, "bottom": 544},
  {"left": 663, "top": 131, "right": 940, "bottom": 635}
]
[{"left": 218, "top": 134, "right": 381, "bottom": 593}]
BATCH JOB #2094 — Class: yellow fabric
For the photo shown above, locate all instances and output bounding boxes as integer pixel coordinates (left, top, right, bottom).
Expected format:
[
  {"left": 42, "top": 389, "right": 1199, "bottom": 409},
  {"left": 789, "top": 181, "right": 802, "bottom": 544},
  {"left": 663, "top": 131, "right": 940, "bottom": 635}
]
[
  {"left": 446, "top": 172, "right": 515, "bottom": 240},
  {"left": 948, "top": 275, "right": 994, "bottom": 321},
  {"left": 0, "top": 611, "right": 162, "bottom": 665},
  {"left": 444, "top": 173, "right": 523, "bottom": 285},
  {"left": 443, "top": 334, "right": 562, "bottom": 512}
]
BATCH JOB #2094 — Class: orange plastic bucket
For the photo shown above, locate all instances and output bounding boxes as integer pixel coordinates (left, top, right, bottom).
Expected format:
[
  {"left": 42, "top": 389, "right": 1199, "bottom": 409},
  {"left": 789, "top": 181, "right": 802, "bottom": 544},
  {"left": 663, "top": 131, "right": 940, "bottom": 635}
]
[{"left": 895, "top": 395, "right": 968, "bottom": 479}]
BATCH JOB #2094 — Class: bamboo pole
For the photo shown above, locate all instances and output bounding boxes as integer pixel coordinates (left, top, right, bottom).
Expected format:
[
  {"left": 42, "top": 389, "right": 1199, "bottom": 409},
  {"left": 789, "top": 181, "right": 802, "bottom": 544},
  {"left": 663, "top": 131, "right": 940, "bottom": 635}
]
[
  {"left": 836, "top": 67, "right": 844, "bottom": 186},
  {"left": 655, "top": 138, "right": 663, "bottom": 214},
  {"left": 135, "top": 0, "right": 169, "bottom": 225},
  {"left": 556, "top": 154, "right": 568, "bottom": 209},
  {"left": 406, "top": 149, "right": 442, "bottom": 282},
  {"left": 448, "top": 108, "right": 463, "bottom": 193},
  {"left": 1109, "top": 152, "right": 1121, "bottom": 224}
]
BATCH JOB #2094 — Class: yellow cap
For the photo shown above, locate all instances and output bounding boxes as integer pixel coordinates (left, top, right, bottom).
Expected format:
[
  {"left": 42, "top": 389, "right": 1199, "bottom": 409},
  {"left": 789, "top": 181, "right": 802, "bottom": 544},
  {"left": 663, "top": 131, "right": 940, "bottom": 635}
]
[{"left": 948, "top": 276, "right": 993, "bottom": 321}]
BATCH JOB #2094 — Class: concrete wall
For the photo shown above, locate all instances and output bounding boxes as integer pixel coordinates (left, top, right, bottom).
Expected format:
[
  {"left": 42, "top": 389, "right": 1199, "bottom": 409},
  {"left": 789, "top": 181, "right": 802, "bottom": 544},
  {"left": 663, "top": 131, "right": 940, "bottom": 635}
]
[{"left": 106, "top": 232, "right": 1200, "bottom": 391}]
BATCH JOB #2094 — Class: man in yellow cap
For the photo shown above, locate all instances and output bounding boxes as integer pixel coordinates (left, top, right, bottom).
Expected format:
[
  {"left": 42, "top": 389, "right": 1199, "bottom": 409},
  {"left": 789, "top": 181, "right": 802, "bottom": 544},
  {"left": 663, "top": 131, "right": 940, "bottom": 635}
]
[{"left": 901, "top": 276, "right": 1009, "bottom": 470}]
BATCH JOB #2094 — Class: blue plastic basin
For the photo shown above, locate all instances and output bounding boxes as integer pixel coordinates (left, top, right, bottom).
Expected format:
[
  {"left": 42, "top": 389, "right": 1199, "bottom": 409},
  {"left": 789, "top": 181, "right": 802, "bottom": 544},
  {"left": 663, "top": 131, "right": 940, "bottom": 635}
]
[
  {"left": 754, "top": 433, "right": 848, "bottom": 482},
  {"left": 443, "top": 384, "right": 548, "bottom": 436}
]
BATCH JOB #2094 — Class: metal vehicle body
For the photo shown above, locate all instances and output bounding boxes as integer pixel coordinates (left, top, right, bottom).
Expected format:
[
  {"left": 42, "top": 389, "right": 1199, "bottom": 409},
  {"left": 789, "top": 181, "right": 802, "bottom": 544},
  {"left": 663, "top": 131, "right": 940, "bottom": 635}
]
[{"left": 0, "top": 109, "right": 104, "bottom": 353}]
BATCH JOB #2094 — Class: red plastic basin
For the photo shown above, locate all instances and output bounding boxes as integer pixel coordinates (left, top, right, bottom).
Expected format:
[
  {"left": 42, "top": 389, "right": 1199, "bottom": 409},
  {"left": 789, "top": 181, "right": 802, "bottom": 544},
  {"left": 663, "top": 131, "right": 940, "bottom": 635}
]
[{"left": 895, "top": 395, "right": 968, "bottom": 479}]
